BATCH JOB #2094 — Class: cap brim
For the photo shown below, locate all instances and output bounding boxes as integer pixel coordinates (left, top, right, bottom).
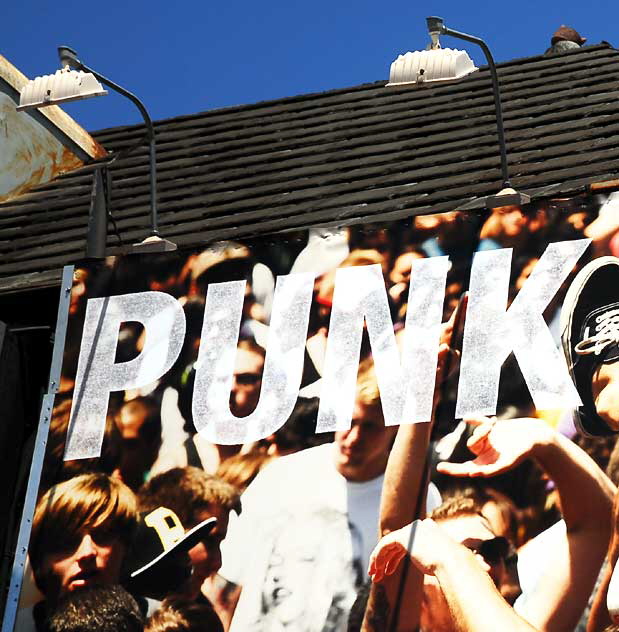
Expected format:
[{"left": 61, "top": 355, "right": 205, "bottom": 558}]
[{"left": 130, "top": 516, "right": 217, "bottom": 579}]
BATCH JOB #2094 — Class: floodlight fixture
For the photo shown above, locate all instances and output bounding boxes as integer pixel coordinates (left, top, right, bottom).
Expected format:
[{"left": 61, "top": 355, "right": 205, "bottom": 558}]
[
  {"left": 17, "top": 68, "right": 107, "bottom": 110},
  {"left": 387, "top": 48, "right": 478, "bottom": 86},
  {"left": 387, "top": 18, "right": 530, "bottom": 211},
  {"left": 17, "top": 46, "right": 176, "bottom": 252}
]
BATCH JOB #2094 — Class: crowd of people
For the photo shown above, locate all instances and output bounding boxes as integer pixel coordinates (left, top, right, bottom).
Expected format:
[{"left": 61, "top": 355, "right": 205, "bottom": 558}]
[{"left": 14, "top": 189, "right": 619, "bottom": 631}]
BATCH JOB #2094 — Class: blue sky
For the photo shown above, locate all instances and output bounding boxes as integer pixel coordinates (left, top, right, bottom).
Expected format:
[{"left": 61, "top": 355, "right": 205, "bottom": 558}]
[{"left": 4, "top": 0, "right": 617, "bottom": 132}]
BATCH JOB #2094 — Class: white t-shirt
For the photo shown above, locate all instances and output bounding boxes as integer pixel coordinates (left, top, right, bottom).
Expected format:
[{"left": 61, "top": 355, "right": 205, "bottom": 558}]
[{"left": 221, "top": 443, "right": 440, "bottom": 632}]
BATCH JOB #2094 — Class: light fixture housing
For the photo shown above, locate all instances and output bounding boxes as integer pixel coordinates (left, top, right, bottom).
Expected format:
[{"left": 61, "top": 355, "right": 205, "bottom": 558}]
[
  {"left": 387, "top": 47, "right": 478, "bottom": 86},
  {"left": 17, "top": 68, "right": 107, "bottom": 111},
  {"left": 486, "top": 187, "right": 531, "bottom": 209},
  {"left": 15, "top": 46, "right": 176, "bottom": 252}
]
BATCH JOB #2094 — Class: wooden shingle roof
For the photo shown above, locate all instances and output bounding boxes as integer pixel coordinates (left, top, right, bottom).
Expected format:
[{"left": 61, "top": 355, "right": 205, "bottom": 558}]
[{"left": 2, "top": 43, "right": 619, "bottom": 293}]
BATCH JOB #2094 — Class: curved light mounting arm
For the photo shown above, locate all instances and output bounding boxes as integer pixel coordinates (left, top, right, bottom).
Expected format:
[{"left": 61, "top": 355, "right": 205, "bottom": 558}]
[
  {"left": 58, "top": 46, "right": 161, "bottom": 239},
  {"left": 426, "top": 18, "right": 511, "bottom": 189}
]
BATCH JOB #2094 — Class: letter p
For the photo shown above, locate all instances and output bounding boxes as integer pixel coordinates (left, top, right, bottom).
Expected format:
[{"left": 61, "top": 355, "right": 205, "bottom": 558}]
[{"left": 64, "top": 292, "right": 185, "bottom": 460}]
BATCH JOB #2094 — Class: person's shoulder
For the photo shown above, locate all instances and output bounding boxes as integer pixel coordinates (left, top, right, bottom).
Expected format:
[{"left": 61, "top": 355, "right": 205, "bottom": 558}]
[
  {"left": 242, "top": 444, "right": 335, "bottom": 501},
  {"left": 263, "top": 443, "right": 334, "bottom": 475}
]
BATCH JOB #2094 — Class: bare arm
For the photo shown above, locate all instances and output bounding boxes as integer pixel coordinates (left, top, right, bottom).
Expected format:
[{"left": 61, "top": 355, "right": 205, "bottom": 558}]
[
  {"left": 439, "top": 417, "right": 616, "bottom": 631},
  {"left": 587, "top": 490, "right": 619, "bottom": 632},
  {"left": 434, "top": 544, "right": 538, "bottom": 632},
  {"left": 369, "top": 519, "right": 538, "bottom": 632},
  {"left": 362, "top": 345, "right": 455, "bottom": 629},
  {"left": 362, "top": 301, "right": 464, "bottom": 631},
  {"left": 379, "top": 421, "right": 433, "bottom": 535}
]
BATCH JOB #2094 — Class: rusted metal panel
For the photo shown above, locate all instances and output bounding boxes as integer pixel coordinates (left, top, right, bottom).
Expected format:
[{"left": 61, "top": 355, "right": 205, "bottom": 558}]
[
  {"left": 0, "top": 55, "right": 107, "bottom": 203},
  {"left": 0, "top": 55, "right": 106, "bottom": 160},
  {"left": 0, "top": 92, "right": 85, "bottom": 203}
]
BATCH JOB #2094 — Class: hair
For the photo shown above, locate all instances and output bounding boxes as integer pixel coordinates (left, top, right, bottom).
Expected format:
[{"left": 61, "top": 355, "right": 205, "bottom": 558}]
[
  {"left": 118, "top": 396, "right": 162, "bottom": 444},
  {"left": 236, "top": 337, "right": 265, "bottom": 359},
  {"left": 342, "top": 248, "right": 385, "bottom": 268},
  {"left": 216, "top": 449, "right": 274, "bottom": 492},
  {"left": 356, "top": 357, "right": 381, "bottom": 410},
  {"left": 269, "top": 397, "right": 333, "bottom": 453},
  {"left": 192, "top": 242, "right": 254, "bottom": 294},
  {"left": 443, "top": 485, "right": 522, "bottom": 545},
  {"left": 137, "top": 467, "right": 241, "bottom": 528},
  {"left": 145, "top": 596, "right": 223, "bottom": 632},
  {"left": 30, "top": 473, "right": 137, "bottom": 585},
  {"left": 430, "top": 496, "right": 483, "bottom": 523},
  {"left": 46, "top": 584, "right": 144, "bottom": 632}
]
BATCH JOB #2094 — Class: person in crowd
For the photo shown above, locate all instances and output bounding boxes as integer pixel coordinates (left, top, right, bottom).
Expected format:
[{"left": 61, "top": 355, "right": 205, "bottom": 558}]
[
  {"left": 369, "top": 516, "right": 537, "bottom": 632},
  {"left": 18, "top": 473, "right": 138, "bottom": 631},
  {"left": 145, "top": 596, "right": 224, "bottom": 632},
  {"left": 478, "top": 193, "right": 544, "bottom": 253},
  {"left": 557, "top": 254, "right": 619, "bottom": 630},
  {"left": 45, "top": 584, "right": 144, "bottom": 632},
  {"left": 347, "top": 224, "right": 397, "bottom": 273},
  {"left": 216, "top": 359, "right": 441, "bottom": 631},
  {"left": 260, "top": 396, "right": 332, "bottom": 457},
  {"left": 68, "top": 268, "right": 90, "bottom": 318},
  {"left": 137, "top": 467, "right": 241, "bottom": 603},
  {"left": 114, "top": 396, "right": 162, "bottom": 490},
  {"left": 414, "top": 211, "right": 480, "bottom": 262},
  {"left": 155, "top": 339, "right": 266, "bottom": 474},
  {"left": 387, "top": 247, "right": 426, "bottom": 317},
  {"left": 367, "top": 416, "right": 615, "bottom": 631},
  {"left": 215, "top": 448, "right": 274, "bottom": 493},
  {"left": 42, "top": 399, "right": 122, "bottom": 491},
  {"left": 561, "top": 255, "right": 619, "bottom": 437},
  {"left": 307, "top": 248, "right": 393, "bottom": 374},
  {"left": 189, "top": 242, "right": 269, "bottom": 333}
]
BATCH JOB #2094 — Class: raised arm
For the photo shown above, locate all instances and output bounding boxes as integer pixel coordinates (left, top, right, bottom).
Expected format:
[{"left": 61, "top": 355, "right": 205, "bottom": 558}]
[
  {"left": 438, "top": 417, "right": 616, "bottom": 631},
  {"left": 363, "top": 308, "right": 459, "bottom": 631},
  {"left": 369, "top": 519, "right": 539, "bottom": 632},
  {"left": 362, "top": 419, "right": 434, "bottom": 631},
  {"left": 380, "top": 296, "right": 464, "bottom": 535}
]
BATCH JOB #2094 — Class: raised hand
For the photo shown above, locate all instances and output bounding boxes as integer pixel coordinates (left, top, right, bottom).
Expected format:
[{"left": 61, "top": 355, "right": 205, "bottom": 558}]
[
  {"left": 368, "top": 519, "right": 457, "bottom": 582},
  {"left": 436, "top": 415, "right": 552, "bottom": 478}
]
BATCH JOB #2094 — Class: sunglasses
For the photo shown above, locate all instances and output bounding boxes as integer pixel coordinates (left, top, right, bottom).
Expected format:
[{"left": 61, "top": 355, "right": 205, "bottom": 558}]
[
  {"left": 234, "top": 372, "right": 262, "bottom": 386},
  {"left": 464, "top": 536, "right": 511, "bottom": 566}
]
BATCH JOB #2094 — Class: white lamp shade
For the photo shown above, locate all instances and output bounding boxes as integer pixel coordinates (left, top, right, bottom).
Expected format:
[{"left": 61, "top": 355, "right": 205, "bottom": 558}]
[
  {"left": 387, "top": 48, "right": 478, "bottom": 86},
  {"left": 17, "top": 69, "right": 107, "bottom": 111}
]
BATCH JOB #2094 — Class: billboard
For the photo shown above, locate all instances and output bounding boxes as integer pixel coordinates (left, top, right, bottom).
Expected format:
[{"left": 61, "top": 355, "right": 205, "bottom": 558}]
[{"left": 4, "top": 192, "right": 619, "bottom": 631}]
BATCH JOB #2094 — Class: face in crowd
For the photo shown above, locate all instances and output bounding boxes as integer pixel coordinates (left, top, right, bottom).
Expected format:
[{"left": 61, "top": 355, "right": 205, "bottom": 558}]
[
  {"left": 421, "top": 512, "right": 517, "bottom": 631},
  {"left": 333, "top": 400, "right": 396, "bottom": 482},
  {"left": 230, "top": 346, "right": 264, "bottom": 417},
  {"left": 40, "top": 527, "right": 126, "bottom": 602},
  {"left": 592, "top": 360, "right": 619, "bottom": 431},
  {"left": 493, "top": 205, "right": 528, "bottom": 239},
  {"left": 136, "top": 467, "right": 241, "bottom": 602},
  {"left": 184, "top": 505, "right": 230, "bottom": 599},
  {"left": 30, "top": 474, "right": 136, "bottom": 605}
]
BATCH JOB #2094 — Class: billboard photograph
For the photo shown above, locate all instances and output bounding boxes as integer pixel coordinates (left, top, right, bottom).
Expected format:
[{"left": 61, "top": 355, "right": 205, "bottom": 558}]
[{"left": 8, "top": 192, "right": 619, "bottom": 632}]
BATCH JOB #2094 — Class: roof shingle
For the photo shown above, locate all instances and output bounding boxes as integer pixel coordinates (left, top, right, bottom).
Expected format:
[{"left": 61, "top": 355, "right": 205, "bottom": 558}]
[{"left": 2, "top": 44, "right": 619, "bottom": 292}]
